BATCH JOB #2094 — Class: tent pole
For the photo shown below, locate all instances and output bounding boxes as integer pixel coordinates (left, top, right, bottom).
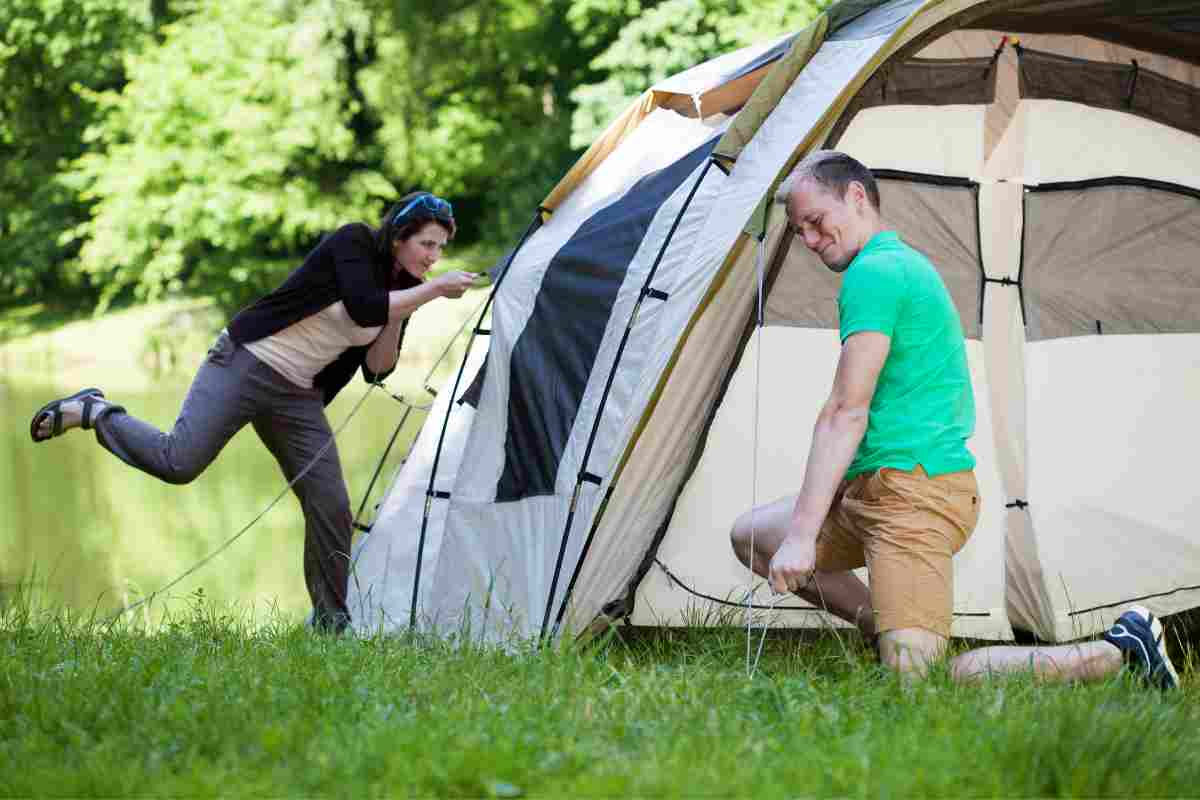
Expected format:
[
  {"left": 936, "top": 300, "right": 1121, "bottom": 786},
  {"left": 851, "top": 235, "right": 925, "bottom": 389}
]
[
  {"left": 539, "top": 158, "right": 719, "bottom": 641},
  {"left": 408, "top": 210, "right": 545, "bottom": 629}
]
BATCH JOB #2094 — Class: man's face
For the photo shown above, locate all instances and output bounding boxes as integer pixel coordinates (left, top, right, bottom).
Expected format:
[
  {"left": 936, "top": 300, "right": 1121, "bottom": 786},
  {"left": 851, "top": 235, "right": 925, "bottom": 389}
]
[{"left": 787, "top": 178, "right": 873, "bottom": 273}]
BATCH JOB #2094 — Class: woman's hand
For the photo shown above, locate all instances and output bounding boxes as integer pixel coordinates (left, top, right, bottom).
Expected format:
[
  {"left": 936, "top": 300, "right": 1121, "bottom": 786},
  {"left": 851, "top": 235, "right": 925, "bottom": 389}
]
[{"left": 432, "top": 271, "right": 479, "bottom": 299}]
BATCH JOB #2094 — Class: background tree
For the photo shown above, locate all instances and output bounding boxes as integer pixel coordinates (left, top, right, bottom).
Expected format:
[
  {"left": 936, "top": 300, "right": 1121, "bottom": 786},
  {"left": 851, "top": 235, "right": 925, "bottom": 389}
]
[
  {"left": 5, "top": 0, "right": 827, "bottom": 316},
  {"left": 0, "top": 0, "right": 148, "bottom": 303},
  {"left": 570, "top": 0, "right": 829, "bottom": 146},
  {"left": 66, "top": 0, "right": 394, "bottom": 312}
]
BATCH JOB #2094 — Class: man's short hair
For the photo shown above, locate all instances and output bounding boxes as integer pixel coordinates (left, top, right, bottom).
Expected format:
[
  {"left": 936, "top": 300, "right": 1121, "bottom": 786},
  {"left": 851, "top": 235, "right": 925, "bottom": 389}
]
[{"left": 774, "top": 150, "right": 881, "bottom": 212}]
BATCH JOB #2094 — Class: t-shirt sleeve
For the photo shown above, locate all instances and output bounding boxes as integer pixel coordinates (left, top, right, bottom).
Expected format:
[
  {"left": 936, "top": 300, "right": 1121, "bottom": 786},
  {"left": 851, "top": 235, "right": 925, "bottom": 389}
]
[
  {"left": 838, "top": 255, "right": 906, "bottom": 342},
  {"left": 330, "top": 224, "right": 390, "bottom": 327}
]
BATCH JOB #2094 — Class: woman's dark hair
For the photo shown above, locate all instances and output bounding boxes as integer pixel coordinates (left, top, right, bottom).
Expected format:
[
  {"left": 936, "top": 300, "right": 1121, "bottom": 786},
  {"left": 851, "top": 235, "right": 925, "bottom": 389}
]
[
  {"left": 375, "top": 190, "right": 456, "bottom": 290},
  {"left": 377, "top": 190, "right": 457, "bottom": 255}
]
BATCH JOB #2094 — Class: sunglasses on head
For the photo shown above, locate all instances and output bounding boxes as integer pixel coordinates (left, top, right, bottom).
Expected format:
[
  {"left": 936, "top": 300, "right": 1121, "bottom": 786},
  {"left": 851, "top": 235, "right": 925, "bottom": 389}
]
[{"left": 392, "top": 194, "right": 454, "bottom": 226}]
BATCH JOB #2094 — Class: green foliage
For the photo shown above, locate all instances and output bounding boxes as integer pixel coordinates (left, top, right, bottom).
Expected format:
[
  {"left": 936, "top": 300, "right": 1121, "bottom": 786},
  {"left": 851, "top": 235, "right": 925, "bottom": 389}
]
[
  {"left": 7, "top": 0, "right": 830, "bottom": 312},
  {"left": 0, "top": 0, "right": 147, "bottom": 301},
  {"left": 570, "top": 0, "right": 830, "bottom": 146},
  {"left": 67, "top": 0, "right": 395, "bottom": 312}
]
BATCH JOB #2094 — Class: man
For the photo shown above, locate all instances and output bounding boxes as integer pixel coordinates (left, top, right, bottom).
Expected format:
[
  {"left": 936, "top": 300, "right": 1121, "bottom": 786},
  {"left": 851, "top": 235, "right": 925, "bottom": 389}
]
[{"left": 730, "top": 150, "right": 1178, "bottom": 688}]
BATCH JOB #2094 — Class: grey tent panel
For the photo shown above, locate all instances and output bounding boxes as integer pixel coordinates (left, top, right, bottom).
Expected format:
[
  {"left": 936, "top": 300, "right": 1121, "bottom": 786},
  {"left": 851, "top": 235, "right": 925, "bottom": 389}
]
[
  {"left": 1018, "top": 46, "right": 1200, "bottom": 138},
  {"left": 828, "top": 55, "right": 999, "bottom": 147},
  {"left": 1021, "top": 178, "right": 1200, "bottom": 341},
  {"left": 767, "top": 173, "right": 983, "bottom": 340},
  {"left": 497, "top": 137, "right": 720, "bottom": 502}
]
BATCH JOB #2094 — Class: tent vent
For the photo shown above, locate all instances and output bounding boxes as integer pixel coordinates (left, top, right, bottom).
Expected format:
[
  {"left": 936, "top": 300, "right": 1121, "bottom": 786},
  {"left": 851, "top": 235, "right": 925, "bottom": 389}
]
[
  {"left": 1017, "top": 46, "right": 1200, "bottom": 139},
  {"left": 642, "top": 288, "right": 670, "bottom": 301},
  {"left": 1005, "top": 499, "right": 1029, "bottom": 510}
]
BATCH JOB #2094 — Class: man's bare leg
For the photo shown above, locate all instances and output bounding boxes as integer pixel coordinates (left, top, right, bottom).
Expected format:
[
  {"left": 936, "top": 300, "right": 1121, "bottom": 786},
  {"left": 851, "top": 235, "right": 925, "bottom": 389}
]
[
  {"left": 951, "top": 642, "right": 1123, "bottom": 683},
  {"left": 730, "top": 495, "right": 874, "bottom": 637},
  {"left": 879, "top": 628, "right": 946, "bottom": 676}
]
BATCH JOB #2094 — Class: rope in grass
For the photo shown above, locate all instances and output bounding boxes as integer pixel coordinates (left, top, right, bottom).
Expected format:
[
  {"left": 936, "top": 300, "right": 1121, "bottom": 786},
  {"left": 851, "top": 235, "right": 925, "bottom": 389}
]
[
  {"left": 746, "top": 232, "right": 766, "bottom": 678},
  {"left": 105, "top": 383, "right": 379, "bottom": 626}
]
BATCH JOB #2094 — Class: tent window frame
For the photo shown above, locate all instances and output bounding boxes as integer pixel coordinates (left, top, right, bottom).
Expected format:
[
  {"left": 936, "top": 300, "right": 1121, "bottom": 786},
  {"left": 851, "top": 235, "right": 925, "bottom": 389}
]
[
  {"left": 1019, "top": 175, "right": 1200, "bottom": 339},
  {"left": 1016, "top": 44, "right": 1200, "bottom": 139}
]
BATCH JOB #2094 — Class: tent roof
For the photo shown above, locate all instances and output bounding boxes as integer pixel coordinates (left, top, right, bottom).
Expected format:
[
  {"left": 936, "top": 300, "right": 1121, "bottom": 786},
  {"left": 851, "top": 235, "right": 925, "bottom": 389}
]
[
  {"left": 969, "top": 1, "right": 1200, "bottom": 66},
  {"left": 653, "top": 33, "right": 797, "bottom": 97}
]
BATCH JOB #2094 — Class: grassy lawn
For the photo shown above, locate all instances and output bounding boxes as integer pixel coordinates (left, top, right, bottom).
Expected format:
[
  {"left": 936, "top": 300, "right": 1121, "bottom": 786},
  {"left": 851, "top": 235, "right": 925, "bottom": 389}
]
[
  {"left": 4, "top": 260, "right": 1199, "bottom": 798},
  {"left": 2, "top": 604, "right": 1198, "bottom": 798}
]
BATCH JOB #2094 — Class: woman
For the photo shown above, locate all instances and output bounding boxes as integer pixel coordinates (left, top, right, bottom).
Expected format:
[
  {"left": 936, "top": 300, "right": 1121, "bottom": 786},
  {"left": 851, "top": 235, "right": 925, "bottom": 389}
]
[{"left": 30, "top": 192, "right": 479, "bottom": 631}]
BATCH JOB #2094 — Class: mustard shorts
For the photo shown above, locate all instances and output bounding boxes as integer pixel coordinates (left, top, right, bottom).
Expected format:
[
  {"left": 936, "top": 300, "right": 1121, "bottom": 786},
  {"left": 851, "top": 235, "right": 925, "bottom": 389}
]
[{"left": 816, "top": 466, "right": 980, "bottom": 638}]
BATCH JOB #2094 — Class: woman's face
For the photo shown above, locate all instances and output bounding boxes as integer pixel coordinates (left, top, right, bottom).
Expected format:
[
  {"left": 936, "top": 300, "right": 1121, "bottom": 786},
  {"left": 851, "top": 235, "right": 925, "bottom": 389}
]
[{"left": 392, "top": 222, "right": 449, "bottom": 281}]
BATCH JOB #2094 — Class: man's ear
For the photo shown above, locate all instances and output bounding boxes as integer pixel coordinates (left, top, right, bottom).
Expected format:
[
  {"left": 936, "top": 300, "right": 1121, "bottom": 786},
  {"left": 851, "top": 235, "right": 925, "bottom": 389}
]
[{"left": 847, "top": 181, "right": 867, "bottom": 213}]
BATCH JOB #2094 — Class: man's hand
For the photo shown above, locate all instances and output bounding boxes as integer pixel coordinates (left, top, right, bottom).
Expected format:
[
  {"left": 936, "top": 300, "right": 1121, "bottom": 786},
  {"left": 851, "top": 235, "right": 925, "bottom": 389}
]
[{"left": 768, "top": 534, "right": 817, "bottom": 593}]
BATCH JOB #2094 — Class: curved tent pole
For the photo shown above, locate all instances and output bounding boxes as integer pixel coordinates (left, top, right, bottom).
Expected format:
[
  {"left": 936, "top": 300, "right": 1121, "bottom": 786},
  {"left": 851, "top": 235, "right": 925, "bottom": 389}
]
[
  {"left": 408, "top": 210, "right": 546, "bottom": 629},
  {"left": 541, "top": 158, "right": 721, "bottom": 641}
]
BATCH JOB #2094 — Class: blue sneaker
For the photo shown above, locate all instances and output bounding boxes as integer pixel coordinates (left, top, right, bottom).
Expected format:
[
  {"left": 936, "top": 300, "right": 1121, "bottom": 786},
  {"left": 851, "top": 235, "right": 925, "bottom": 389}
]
[{"left": 1102, "top": 606, "right": 1180, "bottom": 690}]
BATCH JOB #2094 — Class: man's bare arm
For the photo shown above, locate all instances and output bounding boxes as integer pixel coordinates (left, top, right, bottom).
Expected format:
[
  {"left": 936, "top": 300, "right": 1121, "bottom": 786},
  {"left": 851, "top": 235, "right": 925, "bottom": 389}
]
[{"left": 768, "top": 331, "right": 890, "bottom": 592}]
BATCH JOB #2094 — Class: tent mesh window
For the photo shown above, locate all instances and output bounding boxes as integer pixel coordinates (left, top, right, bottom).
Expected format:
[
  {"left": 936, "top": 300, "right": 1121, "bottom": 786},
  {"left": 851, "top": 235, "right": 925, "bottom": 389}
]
[
  {"left": 766, "top": 173, "right": 984, "bottom": 339},
  {"left": 827, "top": 56, "right": 999, "bottom": 146},
  {"left": 1017, "top": 46, "right": 1200, "bottom": 138},
  {"left": 1021, "top": 178, "right": 1200, "bottom": 340}
]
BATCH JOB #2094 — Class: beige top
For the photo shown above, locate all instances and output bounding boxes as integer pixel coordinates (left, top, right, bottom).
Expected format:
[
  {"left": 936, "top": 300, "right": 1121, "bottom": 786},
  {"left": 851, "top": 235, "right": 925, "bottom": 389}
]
[{"left": 244, "top": 301, "right": 383, "bottom": 389}]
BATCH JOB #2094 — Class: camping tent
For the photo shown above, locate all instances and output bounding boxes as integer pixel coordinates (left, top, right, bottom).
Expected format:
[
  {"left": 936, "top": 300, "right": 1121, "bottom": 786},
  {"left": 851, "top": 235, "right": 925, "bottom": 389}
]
[{"left": 347, "top": 0, "right": 1200, "bottom": 644}]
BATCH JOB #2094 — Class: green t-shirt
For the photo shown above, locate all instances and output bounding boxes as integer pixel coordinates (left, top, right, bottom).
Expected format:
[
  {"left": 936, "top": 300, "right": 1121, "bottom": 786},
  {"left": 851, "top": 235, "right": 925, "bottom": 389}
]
[{"left": 839, "top": 231, "right": 975, "bottom": 479}]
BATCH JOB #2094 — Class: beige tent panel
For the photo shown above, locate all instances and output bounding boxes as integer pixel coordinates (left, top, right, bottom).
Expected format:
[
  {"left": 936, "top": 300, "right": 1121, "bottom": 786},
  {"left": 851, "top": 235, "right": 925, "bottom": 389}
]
[
  {"left": 1021, "top": 334, "right": 1200, "bottom": 640},
  {"left": 634, "top": 326, "right": 1012, "bottom": 639},
  {"left": 1018, "top": 101, "right": 1200, "bottom": 187},
  {"left": 913, "top": 29, "right": 1200, "bottom": 159}
]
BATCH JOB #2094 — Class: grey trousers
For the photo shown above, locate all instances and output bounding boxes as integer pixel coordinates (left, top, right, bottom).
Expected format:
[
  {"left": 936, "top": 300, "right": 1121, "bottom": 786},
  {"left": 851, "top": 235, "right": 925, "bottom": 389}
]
[{"left": 94, "top": 331, "right": 352, "bottom": 630}]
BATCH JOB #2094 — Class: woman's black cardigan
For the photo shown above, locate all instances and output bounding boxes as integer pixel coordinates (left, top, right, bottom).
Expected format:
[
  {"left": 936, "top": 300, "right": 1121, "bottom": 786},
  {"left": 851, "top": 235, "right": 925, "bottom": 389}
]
[{"left": 227, "top": 223, "right": 415, "bottom": 405}]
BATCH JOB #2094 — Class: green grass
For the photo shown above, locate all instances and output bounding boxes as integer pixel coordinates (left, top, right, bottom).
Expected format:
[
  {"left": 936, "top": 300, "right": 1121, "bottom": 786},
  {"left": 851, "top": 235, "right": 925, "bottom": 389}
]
[
  {"left": 4, "top": 283, "right": 1200, "bottom": 797},
  {"left": 2, "top": 604, "right": 1198, "bottom": 798}
]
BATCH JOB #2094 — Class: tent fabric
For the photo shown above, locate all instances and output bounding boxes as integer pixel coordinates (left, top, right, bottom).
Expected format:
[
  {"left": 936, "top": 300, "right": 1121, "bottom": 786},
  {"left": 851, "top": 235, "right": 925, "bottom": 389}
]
[
  {"left": 654, "top": 34, "right": 797, "bottom": 97},
  {"left": 561, "top": 30, "right": 910, "bottom": 634},
  {"left": 499, "top": 137, "right": 720, "bottom": 502},
  {"left": 1018, "top": 46, "right": 1200, "bottom": 138},
  {"left": 971, "top": 3, "right": 1200, "bottom": 66},
  {"left": 1020, "top": 179, "right": 1200, "bottom": 340},
  {"left": 1018, "top": 334, "right": 1200, "bottom": 641},
  {"left": 351, "top": 0, "right": 1200, "bottom": 645},
  {"left": 827, "top": 55, "right": 999, "bottom": 146},
  {"left": 633, "top": 326, "right": 1013, "bottom": 640}
]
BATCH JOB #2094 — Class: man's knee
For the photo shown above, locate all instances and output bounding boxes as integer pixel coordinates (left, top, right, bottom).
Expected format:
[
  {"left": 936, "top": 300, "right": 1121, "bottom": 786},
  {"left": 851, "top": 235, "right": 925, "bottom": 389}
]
[
  {"left": 729, "top": 509, "right": 760, "bottom": 566},
  {"left": 879, "top": 628, "right": 947, "bottom": 676}
]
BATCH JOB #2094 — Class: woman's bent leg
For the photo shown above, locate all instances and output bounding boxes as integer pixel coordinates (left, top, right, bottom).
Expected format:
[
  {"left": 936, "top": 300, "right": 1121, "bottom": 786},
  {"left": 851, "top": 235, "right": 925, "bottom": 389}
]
[
  {"left": 253, "top": 396, "right": 353, "bottom": 632},
  {"left": 93, "top": 333, "right": 256, "bottom": 484}
]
